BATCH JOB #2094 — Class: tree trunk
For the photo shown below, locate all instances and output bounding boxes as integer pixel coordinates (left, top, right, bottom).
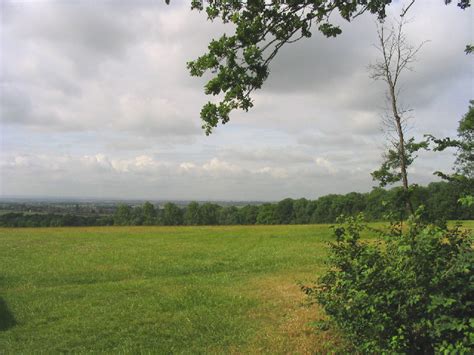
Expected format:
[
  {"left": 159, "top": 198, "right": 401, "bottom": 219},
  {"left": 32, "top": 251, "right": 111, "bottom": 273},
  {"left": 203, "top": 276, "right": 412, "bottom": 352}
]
[{"left": 388, "top": 83, "right": 414, "bottom": 215}]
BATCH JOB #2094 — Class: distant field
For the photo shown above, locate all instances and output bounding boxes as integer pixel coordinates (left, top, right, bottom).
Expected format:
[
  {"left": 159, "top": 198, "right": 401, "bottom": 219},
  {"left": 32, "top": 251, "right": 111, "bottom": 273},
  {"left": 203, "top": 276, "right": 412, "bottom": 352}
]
[{"left": 1, "top": 222, "right": 472, "bottom": 353}]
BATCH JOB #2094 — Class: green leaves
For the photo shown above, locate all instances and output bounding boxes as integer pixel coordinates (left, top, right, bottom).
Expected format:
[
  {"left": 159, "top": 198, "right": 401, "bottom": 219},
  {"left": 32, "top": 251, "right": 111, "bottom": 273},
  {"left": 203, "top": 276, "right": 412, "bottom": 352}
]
[
  {"left": 187, "top": 27, "right": 266, "bottom": 134},
  {"left": 371, "top": 137, "right": 428, "bottom": 187},
  {"left": 312, "top": 213, "right": 474, "bottom": 353},
  {"left": 199, "top": 102, "right": 234, "bottom": 135},
  {"left": 188, "top": 1, "right": 395, "bottom": 134},
  {"left": 426, "top": 100, "right": 474, "bottom": 182},
  {"left": 318, "top": 23, "right": 342, "bottom": 37},
  {"left": 184, "top": 0, "right": 471, "bottom": 134}
]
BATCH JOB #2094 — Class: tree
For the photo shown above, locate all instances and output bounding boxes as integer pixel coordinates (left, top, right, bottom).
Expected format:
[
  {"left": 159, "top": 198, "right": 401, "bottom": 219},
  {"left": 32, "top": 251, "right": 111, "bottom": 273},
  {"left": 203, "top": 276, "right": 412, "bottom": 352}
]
[
  {"left": 310, "top": 195, "right": 337, "bottom": 223},
  {"left": 114, "top": 204, "right": 132, "bottom": 226},
  {"left": 425, "top": 101, "right": 474, "bottom": 206},
  {"left": 256, "top": 203, "right": 279, "bottom": 224},
  {"left": 426, "top": 101, "right": 473, "bottom": 179},
  {"left": 218, "top": 206, "right": 241, "bottom": 225},
  {"left": 161, "top": 203, "right": 183, "bottom": 225},
  {"left": 184, "top": 201, "right": 201, "bottom": 225},
  {"left": 453, "top": 101, "right": 473, "bottom": 179},
  {"left": 368, "top": 17, "right": 428, "bottom": 214},
  {"left": 238, "top": 205, "right": 259, "bottom": 225},
  {"left": 343, "top": 192, "right": 367, "bottom": 216},
  {"left": 175, "top": 0, "right": 471, "bottom": 134},
  {"left": 131, "top": 206, "right": 144, "bottom": 225},
  {"left": 199, "top": 203, "right": 221, "bottom": 225},
  {"left": 275, "top": 198, "right": 294, "bottom": 224},
  {"left": 142, "top": 201, "right": 157, "bottom": 225},
  {"left": 293, "top": 198, "right": 310, "bottom": 224}
]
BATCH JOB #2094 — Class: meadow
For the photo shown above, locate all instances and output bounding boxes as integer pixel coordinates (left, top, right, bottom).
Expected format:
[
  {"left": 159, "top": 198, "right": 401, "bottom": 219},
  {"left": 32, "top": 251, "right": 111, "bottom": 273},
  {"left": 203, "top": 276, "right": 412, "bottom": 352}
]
[{"left": 0, "top": 222, "right": 471, "bottom": 353}]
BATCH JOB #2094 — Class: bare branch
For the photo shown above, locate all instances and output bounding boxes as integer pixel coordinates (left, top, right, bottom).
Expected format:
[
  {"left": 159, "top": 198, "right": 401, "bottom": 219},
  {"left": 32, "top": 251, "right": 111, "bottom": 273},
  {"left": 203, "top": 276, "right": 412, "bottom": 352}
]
[{"left": 400, "top": 0, "right": 416, "bottom": 18}]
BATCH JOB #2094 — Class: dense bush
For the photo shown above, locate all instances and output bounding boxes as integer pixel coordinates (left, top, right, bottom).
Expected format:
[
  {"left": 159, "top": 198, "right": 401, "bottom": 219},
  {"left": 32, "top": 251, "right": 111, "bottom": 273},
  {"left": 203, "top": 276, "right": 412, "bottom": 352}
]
[{"left": 306, "top": 212, "right": 473, "bottom": 353}]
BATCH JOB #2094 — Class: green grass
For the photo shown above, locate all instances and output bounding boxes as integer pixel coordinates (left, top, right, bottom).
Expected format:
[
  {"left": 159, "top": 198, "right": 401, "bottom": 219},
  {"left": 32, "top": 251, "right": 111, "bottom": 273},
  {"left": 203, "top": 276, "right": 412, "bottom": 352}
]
[{"left": 0, "top": 222, "right": 472, "bottom": 353}]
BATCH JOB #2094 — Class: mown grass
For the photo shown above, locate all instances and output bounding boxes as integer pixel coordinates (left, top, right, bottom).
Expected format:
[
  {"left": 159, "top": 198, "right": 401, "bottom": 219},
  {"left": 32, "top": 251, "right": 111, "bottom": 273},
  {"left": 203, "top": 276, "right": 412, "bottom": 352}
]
[{"left": 0, "top": 222, "right": 472, "bottom": 353}]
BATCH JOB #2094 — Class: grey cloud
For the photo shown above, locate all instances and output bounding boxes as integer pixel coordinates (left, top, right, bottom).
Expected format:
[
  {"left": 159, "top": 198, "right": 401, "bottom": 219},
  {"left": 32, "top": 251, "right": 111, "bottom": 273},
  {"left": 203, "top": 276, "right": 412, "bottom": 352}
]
[
  {"left": 5, "top": 1, "right": 140, "bottom": 72},
  {"left": 251, "top": 2, "right": 472, "bottom": 137},
  {"left": 0, "top": 85, "right": 33, "bottom": 124},
  {"left": 264, "top": 12, "right": 375, "bottom": 94},
  {"left": 0, "top": 0, "right": 470, "bottom": 200},
  {"left": 219, "top": 146, "right": 315, "bottom": 165},
  {"left": 0, "top": 1, "right": 210, "bottom": 138},
  {"left": 298, "top": 132, "right": 379, "bottom": 148}
]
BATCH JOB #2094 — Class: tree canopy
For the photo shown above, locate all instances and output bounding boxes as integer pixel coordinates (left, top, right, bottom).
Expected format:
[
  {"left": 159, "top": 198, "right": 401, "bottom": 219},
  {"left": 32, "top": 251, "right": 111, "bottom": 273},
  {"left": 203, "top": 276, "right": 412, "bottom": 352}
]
[
  {"left": 177, "top": 0, "right": 472, "bottom": 134},
  {"left": 426, "top": 101, "right": 474, "bottom": 180}
]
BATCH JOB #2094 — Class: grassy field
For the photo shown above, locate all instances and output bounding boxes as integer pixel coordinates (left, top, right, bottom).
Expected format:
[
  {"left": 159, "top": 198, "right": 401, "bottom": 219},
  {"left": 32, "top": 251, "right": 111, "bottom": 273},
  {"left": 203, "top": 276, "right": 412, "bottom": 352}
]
[{"left": 0, "top": 222, "right": 472, "bottom": 353}]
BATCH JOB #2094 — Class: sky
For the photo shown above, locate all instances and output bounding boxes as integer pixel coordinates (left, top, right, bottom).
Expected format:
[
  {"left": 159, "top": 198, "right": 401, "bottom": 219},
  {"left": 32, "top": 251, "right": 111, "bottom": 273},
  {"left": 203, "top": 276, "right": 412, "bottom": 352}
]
[{"left": 0, "top": 0, "right": 473, "bottom": 201}]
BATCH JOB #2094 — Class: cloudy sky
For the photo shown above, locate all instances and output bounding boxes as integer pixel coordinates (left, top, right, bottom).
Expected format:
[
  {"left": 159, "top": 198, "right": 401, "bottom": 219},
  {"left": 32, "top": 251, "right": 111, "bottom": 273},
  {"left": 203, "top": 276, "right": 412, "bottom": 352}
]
[{"left": 1, "top": 0, "right": 472, "bottom": 201}]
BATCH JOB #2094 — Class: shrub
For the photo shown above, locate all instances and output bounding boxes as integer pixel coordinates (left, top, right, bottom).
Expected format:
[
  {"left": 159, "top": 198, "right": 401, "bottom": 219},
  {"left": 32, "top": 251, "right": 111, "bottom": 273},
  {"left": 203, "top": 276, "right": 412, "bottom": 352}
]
[{"left": 305, "top": 211, "right": 473, "bottom": 353}]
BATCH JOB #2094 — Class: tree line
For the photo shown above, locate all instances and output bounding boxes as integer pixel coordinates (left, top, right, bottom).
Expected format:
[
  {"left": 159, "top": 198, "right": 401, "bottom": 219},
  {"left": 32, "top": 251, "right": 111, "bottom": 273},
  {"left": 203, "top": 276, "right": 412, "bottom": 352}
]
[
  {"left": 1, "top": 180, "right": 472, "bottom": 228},
  {"left": 0, "top": 213, "right": 113, "bottom": 228}
]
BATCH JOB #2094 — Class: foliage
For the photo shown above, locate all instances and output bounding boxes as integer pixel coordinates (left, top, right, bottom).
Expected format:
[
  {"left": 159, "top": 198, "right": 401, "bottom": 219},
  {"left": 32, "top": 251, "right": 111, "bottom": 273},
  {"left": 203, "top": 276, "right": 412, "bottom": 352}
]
[
  {"left": 305, "top": 212, "right": 473, "bottom": 353},
  {"left": 276, "top": 198, "right": 295, "bottom": 224},
  {"left": 114, "top": 204, "right": 132, "bottom": 226},
  {"left": 454, "top": 100, "right": 473, "bottom": 179},
  {"left": 184, "top": 201, "right": 201, "bottom": 225},
  {"left": 0, "top": 212, "right": 113, "bottom": 227},
  {"left": 425, "top": 100, "right": 474, "bottom": 220},
  {"left": 371, "top": 137, "right": 428, "bottom": 187},
  {"left": 199, "top": 202, "right": 221, "bottom": 225},
  {"left": 142, "top": 201, "right": 157, "bottom": 225},
  {"left": 131, "top": 206, "right": 144, "bottom": 225},
  {"left": 161, "top": 202, "right": 184, "bottom": 225},
  {"left": 238, "top": 204, "right": 259, "bottom": 225},
  {"left": 1, "top": 181, "right": 473, "bottom": 227},
  {"left": 292, "top": 198, "right": 310, "bottom": 224},
  {"left": 256, "top": 203, "right": 279, "bottom": 225},
  {"left": 459, "top": 195, "right": 474, "bottom": 207},
  {"left": 218, "top": 206, "right": 241, "bottom": 225},
  {"left": 182, "top": 0, "right": 470, "bottom": 134},
  {"left": 427, "top": 100, "right": 474, "bottom": 180}
]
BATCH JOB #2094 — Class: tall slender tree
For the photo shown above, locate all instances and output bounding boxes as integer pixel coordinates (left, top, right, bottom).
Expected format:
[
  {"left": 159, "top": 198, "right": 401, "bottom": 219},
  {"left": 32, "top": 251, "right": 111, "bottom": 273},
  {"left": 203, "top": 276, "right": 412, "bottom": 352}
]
[{"left": 369, "top": 17, "right": 427, "bottom": 214}]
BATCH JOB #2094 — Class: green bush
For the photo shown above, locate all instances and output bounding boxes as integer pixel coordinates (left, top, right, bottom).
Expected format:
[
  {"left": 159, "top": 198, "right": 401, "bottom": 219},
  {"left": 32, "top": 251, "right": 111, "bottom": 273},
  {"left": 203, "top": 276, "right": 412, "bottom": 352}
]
[{"left": 306, "top": 212, "right": 473, "bottom": 353}]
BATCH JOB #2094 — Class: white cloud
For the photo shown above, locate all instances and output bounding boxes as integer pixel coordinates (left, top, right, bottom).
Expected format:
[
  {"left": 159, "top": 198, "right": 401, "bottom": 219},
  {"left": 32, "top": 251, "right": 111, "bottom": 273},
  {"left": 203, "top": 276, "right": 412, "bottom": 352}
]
[
  {"left": 314, "top": 157, "right": 338, "bottom": 174},
  {"left": 202, "top": 158, "right": 242, "bottom": 175},
  {"left": 256, "top": 166, "right": 289, "bottom": 179},
  {"left": 179, "top": 162, "right": 196, "bottom": 171}
]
